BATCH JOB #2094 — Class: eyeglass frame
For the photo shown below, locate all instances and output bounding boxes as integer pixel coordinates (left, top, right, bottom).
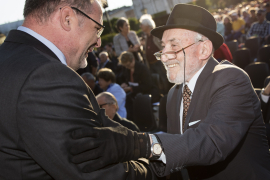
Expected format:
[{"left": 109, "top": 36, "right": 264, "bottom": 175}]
[
  {"left": 99, "top": 102, "right": 114, "bottom": 108},
  {"left": 154, "top": 40, "right": 204, "bottom": 61},
  {"left": 60, "top": 6, "right": 105, "bottom": 37}
]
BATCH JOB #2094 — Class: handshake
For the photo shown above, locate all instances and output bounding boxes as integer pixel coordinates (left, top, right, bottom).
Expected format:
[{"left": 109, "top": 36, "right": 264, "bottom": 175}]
[{"left": 69, "top": 118, "right": 151, "bottom": 172}]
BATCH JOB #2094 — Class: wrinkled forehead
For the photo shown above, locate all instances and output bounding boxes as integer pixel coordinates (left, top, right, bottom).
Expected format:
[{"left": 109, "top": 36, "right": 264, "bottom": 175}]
[{"left": 161, "top": 29, "right": 196, "bottom": 45}]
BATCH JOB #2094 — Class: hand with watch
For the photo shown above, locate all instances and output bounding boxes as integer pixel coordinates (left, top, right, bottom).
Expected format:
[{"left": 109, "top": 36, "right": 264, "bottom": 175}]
[{"left": 149, "top": 134, "right": 163, "bottom": 160}]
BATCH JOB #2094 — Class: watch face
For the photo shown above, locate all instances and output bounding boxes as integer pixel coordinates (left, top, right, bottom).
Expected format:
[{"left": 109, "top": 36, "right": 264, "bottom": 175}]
[{"left": 153, "top": 144, "right": 162, "bottom": 155}]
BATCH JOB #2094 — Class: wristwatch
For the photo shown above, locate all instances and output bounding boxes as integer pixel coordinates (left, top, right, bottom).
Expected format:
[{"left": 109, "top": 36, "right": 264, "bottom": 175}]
[{"left": 149, "top": 134, "right": 162, "bottom": 160}]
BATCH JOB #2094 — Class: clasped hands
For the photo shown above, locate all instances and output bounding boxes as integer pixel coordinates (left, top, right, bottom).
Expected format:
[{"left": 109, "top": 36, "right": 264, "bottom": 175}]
[{"left": 69, "top": 124, "right": 150, "bottom": 172}]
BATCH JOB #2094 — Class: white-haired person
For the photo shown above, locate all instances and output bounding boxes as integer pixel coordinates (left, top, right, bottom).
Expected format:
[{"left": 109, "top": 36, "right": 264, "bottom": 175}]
[
  {"left": 139, "top": 14, "right": 172, "bottom": 94},
  {"left": 98, "top": 51, "right": 115, "bottom": 72}
]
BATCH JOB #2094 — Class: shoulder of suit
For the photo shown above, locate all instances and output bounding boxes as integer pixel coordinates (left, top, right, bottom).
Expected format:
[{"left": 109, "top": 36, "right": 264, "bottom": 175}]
[{"left": 213, "top": 60, "right": 249, "bottom": 78}]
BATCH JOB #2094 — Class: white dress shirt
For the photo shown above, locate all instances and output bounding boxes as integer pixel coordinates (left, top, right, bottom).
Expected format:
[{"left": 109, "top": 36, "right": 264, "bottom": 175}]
[
  {"left": 261, "top": 93, "right": 269, "bottom": 103},
  {"left": 17, "top": 26, "right": 67, "bottom": 65},
  {"left": 157, "top": 62, "right": 207, "bottom": 164}
]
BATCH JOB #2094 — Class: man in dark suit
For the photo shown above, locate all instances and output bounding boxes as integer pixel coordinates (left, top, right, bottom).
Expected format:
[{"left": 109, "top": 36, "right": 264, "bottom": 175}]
[
  {"left": 98, "top": 51, "right": 115, "bottom": 72},
  {"left": 70, "top": 4, "right": 270, "bottom": 180},
  {"left": 0, "top": 0, "right": 154, "bottom": 179}
]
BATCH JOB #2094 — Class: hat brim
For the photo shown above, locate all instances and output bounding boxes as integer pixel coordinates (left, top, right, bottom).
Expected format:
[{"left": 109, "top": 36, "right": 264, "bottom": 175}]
[{"left": 151, "top": 24, "right": 224, "bottom": 50}]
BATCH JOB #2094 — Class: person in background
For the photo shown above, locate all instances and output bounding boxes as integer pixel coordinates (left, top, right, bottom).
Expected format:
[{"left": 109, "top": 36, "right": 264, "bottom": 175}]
[
  {"left": 246, "top": 9, "right": 270, "bottom": 44},
  {"left": 249, "top": 8, "right": 258, "bottom": 25},
  {"left": 97, "top": 68, "right": 127, "bottom": 118},
  {"left": 118, "top": 51, "right": 160, "bottom": 120},
  {"left": 265, "top": 3, "right": 270, "bottom": 21},
  {"left": 223, "top": 16, "right": 233, "bottom": 41},
  {"left": 242, "top": 10, "right": 251, "bottom": 27},
  {"left": 104, "top": 43, "right": 118, "bottom": 68},
  {"left": 139, "top": 14, "right": 172, "bottom": 94},
  {"left": 214, "top": 43, "right": 233, "bottom": 62},
  {"left": 81, "top": 72, "right": 103, "bottom": 96},
  {"left": 96, "top": 92, "right": 140, "bottom": 132},
  {"left": 113, "top": 17, "right": 143, "bottom": 62},
  {"left": 214, "top": 15, "right": 225, "bottom": 37},
  {"left": 98, "top": 51, "right": 115, "bottom": 72},
  {"left": 226, "top": 11, "right": 246, "bottom": 41}
]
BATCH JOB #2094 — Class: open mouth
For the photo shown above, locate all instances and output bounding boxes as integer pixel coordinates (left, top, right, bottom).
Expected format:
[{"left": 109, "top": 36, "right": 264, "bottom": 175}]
[{"left": 167, "top": 64, "right": 178, "bottom": 68}]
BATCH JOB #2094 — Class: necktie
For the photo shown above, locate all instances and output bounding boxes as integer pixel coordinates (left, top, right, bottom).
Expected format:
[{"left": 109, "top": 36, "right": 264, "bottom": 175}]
[{"left": 182, "top": 85, "right": 192, "bottom": 132}]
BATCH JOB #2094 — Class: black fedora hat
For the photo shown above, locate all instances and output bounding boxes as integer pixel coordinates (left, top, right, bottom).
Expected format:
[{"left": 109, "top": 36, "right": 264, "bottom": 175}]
[{"left": 151, "top": 4, "right": 224, "bottom": 50}]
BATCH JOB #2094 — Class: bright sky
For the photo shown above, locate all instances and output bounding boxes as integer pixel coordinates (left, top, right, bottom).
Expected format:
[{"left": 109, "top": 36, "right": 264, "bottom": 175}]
[{"left": 0, "top": 0, "right": 133, "bottom": 25}]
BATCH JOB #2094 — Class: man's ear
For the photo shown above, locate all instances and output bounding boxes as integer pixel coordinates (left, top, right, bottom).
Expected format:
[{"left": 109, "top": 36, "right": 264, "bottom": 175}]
[
  {"left": 199, "top": 40, "right": 213, "bottom": 60},
  {"left": 60, "top": 7, "right": 75, "bottom": 31}
]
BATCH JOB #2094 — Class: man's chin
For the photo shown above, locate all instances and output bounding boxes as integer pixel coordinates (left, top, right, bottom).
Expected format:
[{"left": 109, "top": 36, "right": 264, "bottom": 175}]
[
  {"left": 167, "top": 73, "right": 183, "bottom": 84},
  {"left": 79, "top": 58, "right": 88, "bottom": 69}
]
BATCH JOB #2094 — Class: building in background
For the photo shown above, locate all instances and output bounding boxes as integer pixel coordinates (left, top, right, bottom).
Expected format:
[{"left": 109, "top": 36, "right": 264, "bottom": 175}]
[
  {"left": 103, "top": 6, "right": 136, "bottom": 20},
  {"left": 132, "top": 0, "right": 192, "bottom": 19}
]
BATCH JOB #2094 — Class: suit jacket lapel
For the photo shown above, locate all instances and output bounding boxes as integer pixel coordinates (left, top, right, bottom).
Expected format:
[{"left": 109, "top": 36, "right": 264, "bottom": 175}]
[
  {"left": 5, "top": 30, "right": 60, "bottom": 61},
  {"left": 169, "top": 84, "right": 183, "bottom": 134},
  {"left": 184, "top": 57, "right": 218, "bottom": 131}
]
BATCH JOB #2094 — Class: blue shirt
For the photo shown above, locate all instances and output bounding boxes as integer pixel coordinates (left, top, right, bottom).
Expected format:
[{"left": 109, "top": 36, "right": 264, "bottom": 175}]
[
  {"left": 107, "top": 83, "right": 127, "bottom": 118},
  {"left": 17, "top": 26, "right": 67, "bottom": 65}
]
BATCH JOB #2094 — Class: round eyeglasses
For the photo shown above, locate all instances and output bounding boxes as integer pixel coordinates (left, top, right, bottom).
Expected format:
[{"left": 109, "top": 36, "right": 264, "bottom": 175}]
[{"left": 154, "top": 40, "right": 203, "bottom": 61}]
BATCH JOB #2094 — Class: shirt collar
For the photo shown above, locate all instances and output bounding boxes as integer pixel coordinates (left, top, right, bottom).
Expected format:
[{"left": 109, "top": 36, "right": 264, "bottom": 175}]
[
  {"left": 184, "top": 62, "right": 207, "bottom": 93},
  {"left": 17, "top": 26, "right": 67, "bottom": 65}
]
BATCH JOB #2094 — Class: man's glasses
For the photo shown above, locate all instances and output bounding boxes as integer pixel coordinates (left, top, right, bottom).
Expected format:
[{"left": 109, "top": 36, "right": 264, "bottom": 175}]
[
  {"left": 99, "top": 103, "right": 112, "bottom": 108},
  {"left": 154, "top": 40, "right": 203, "bottom": 61},
  {"left": 70, "top": 7, "right": 105, "bottom": 37}
]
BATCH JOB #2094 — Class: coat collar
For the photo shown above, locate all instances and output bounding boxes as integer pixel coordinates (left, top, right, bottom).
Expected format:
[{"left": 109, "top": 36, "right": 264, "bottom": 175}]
[{"left": 5, "top": 30, "right": 60, "bottom": 61}]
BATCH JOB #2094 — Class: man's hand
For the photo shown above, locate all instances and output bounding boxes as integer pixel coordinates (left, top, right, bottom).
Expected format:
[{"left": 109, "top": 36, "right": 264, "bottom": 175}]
[
  {"left": 121, "top": 83, "right": 128, "bottom": 88},
  {"left": 70, "top": 126, "right": 150, "bottom": 172}
]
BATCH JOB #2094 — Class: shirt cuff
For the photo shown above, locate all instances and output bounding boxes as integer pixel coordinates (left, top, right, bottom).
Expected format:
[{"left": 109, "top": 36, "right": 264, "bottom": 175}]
[
  {"left": 157, "top": 152, "right": 166, "bottom": 164},
  {"left": 261, "top": 93, "right": 270, "bottom": 103}
]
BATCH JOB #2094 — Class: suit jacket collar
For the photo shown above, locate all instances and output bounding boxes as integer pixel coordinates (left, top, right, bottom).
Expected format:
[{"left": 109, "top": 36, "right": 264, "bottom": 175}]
[
  {"left": 5, "top": 30, "right": 60, "bottom": 61},
  {"left": 184, "top": 57, "right": 218, "bottom": 131}
]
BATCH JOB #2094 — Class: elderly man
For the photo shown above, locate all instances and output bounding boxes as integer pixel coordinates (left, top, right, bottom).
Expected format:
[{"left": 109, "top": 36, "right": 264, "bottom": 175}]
[
  {"left": 71, "top": 4, "right": 270, "bottom": 180},
  {"left": 96, "top": 92, "right": 140, "bottom": 132},
  {"left": 246, "top": 9, "right": 270, "bottom": 44},
  {"left": 0, "top": 0, "right": 154, "bottom": 179},
  {"left": 140, "top": 14, "right": 172, "bottom": 93},
  {"left": 98, "top": 51, "right": 115, "bottom": 71}
]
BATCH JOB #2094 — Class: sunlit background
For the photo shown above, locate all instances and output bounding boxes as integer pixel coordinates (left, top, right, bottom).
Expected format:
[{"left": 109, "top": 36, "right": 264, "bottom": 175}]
[{"left": 0, "top": 0, "right": 133, "bottom": 25}]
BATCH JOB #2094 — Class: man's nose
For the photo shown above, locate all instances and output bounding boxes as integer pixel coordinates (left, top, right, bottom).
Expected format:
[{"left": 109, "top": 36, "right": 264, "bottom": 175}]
[{"left": 96, "top": 38, "right": 101, "bottom": 48}]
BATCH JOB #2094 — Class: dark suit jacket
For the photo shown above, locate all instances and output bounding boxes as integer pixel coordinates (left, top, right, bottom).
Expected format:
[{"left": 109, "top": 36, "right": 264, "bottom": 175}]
[
  {"left": 98, "top": 60, "right": 115, "bottom": 72},
  {"left": 121, "top": 61, "right": 160, "bottom": 102},
  {"left": 0, "top": 30, "right": 154, "bottom": 180},
  {"left": 113, "top": 113, "right": 140, "bottom": 132},
  {"left": 150, "top": 58, "right": 270, "bottom": 179}
]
